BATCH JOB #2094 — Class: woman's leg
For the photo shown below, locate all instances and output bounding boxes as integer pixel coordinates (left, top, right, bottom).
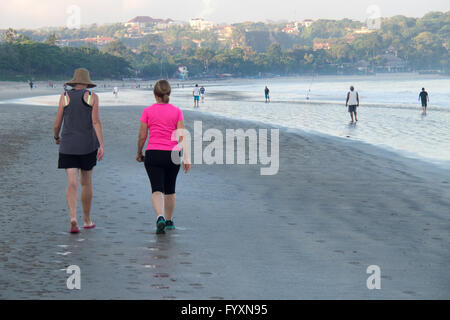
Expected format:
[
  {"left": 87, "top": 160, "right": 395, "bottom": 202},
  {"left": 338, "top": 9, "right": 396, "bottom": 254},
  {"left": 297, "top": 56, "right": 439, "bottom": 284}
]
[
  {"left": 80, "top": 169, "right": 94, "bottom": 226},
  {"left": 164, "top": 194, "right": 176, "bottom": 221},
  {"left": 164, "top": 155, "right": 181, "bottom": 221},
  {"left": 152, "top": 192, "right": 164, "bottom": 217},
  {"left": 145, "top": 152, "right": 166, "bottom": 218},
  {"left": 65, "top": 168, "right": 79, "bottom": 227}
]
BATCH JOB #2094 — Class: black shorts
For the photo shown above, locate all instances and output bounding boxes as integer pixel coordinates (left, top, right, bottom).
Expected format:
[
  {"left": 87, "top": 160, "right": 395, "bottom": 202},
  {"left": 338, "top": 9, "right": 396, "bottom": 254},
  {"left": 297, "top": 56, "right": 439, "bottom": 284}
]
[
  {"left": 348, "top": 105, "right": 357, "bottom": 113},
  {"left": 421, "top": 101, "right": 427, "bottom": 107},
  {"left": 58, "top": 150, "right": 98, "bottom": 171},
  {"left": 144, "top": 150, "right": 181, "bottom": 195}
]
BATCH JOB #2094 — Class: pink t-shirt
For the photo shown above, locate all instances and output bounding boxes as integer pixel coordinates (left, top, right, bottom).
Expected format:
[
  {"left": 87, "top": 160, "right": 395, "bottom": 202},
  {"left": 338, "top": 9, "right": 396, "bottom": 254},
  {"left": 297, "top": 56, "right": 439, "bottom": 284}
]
[{"left": 140, "top": 103, "right": 184, "bottom": 151}]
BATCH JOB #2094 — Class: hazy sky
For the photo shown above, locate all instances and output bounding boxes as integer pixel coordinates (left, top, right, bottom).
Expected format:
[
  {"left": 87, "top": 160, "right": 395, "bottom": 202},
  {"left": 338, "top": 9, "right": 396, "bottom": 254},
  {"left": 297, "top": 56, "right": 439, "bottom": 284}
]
[{"left": 1, "top": 0, "right": 449, "bottom": 29}]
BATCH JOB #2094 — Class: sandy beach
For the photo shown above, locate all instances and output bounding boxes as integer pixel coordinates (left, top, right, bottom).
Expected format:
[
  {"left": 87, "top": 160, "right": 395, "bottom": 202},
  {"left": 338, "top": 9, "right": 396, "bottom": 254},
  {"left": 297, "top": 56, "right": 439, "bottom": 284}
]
[{"left": 0, "top": 85, "right": 449, "bottom": 300}]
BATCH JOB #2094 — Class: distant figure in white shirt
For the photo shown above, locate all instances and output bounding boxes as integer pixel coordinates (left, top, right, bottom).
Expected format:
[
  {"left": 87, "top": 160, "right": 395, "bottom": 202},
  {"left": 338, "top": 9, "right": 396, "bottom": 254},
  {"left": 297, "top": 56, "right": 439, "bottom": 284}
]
[
  {"left": 193, "top": 84, "right": 200, "bottom": 108},
  {"left": 113, "top": 86, "right": 119, "bottom": 98},
  {"left": 346, "top": 86, "right": 359, "bottom": 123}
]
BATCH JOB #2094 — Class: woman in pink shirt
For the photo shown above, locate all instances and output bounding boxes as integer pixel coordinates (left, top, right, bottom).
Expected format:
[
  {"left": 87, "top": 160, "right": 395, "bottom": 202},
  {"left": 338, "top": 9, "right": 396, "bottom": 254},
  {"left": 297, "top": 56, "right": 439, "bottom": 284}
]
[{"left": 137, "top": 80, "right": 191, "bottom": 234}]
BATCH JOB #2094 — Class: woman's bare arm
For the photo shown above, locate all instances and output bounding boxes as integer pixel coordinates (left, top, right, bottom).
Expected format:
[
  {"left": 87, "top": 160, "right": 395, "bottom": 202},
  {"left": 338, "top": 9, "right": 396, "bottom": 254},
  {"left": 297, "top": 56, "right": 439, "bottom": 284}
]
[
  {"left": 177, "top": 120, "right": 191, "bottom": 173},
  {"left": 53, "top": 94, "right": 65, "bottom": 144},
  {"left": 91, "top": 93, "right": 105, "bottom": 161},
  {"left": 137, "top": 122, "right": 148, "bottom": 162}
]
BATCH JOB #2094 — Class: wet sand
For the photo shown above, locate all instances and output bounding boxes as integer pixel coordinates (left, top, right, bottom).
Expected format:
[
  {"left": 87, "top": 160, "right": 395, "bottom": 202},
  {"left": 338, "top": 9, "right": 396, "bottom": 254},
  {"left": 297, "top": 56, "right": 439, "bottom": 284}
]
[{"left": 0, "top": 87, "right": 449, "bottom": 299}]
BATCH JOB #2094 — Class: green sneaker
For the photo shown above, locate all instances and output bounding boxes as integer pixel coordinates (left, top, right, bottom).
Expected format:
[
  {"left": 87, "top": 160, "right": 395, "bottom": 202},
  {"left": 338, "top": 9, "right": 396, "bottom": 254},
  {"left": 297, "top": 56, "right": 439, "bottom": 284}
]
[
  {"left": 156, "top": 216, "right": 166, "bottom": 234},
  {"left": 165, "top": 220, "right": 175, "bottom": 230}
]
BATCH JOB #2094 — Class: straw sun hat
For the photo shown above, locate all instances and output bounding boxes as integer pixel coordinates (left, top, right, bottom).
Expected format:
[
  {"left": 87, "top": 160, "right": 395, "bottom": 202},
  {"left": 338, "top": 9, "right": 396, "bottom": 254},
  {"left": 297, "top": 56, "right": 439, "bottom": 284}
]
[{"left": 65, "top": 68, "right": 97, "bottom": 88}]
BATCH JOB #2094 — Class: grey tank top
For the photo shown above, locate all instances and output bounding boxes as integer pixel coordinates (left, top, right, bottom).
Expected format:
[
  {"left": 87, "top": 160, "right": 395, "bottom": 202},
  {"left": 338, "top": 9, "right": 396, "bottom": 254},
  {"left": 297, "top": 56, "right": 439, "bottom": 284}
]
[{"left": 59, "top": 89, "right": 100, "bottom": 155}]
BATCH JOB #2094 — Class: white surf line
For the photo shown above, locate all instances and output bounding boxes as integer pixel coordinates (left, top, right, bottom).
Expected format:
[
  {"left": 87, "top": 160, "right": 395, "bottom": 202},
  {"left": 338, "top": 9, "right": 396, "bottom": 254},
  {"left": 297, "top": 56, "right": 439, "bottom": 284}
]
[{"left": 56, "top": 251, "right": 72, "bottom": 256}]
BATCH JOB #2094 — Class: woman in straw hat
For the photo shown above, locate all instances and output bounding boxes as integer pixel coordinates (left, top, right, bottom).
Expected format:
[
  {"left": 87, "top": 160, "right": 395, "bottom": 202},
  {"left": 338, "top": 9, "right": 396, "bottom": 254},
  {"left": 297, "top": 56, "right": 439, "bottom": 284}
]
[{"left": 54, "top": 68, "right": 105, "bottom": 234}]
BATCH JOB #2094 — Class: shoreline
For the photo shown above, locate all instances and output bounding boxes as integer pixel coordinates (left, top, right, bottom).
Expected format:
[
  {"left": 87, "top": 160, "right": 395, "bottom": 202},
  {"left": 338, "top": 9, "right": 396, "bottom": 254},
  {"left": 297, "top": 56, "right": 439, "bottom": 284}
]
[
  {"left": 1, "top": 72, "right": 449, "bottom": 84},
  {"left": 1, "top": 86, "right": 449, "bottom": 170}
]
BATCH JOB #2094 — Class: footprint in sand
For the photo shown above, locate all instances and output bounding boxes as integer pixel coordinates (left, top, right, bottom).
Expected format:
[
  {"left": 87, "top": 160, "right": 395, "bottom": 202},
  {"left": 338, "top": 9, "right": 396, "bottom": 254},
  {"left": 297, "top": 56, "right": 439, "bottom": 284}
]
[
  {"left": 153, "top": 273, "right": 170, "bottom": 278},
  {"left": 153, "top": 255, "right": 168, "bottom": 260},
  {"left": 152, "top": 284, "right": 170, "bottom": 289}
]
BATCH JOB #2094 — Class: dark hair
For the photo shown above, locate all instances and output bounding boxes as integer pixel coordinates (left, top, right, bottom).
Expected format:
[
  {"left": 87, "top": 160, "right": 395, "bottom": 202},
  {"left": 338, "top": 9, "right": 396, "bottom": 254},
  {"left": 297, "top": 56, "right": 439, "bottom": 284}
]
[
  {"left": 154, "top": 80, "right": 171, "bottom": 103},
  {"left": 350, "top": 86, "right": 354, "bottom": 91},
  {"left": 422, "top": 88, "right": 425, "bottom": 91}
]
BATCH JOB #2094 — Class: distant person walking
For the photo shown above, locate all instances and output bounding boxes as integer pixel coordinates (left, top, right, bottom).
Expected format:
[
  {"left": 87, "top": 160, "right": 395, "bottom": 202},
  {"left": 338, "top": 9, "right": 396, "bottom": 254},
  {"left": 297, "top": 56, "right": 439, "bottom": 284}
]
[
  {"left": 265, "top": 86, "right": 270, "bottom": 103},
  {"left": 193, "top": 84, "right": 200, "bottom": 108},
  {"left": 137, "top": 80, "right": 191, "bottom": 234},
  {"left": 346, "top": 86, "right": 359, "bottom": 123},
  {"left": 54, "top": 68, "right": 105, "bottom": 234},
  {"left": 419, "top": 88, "right": 429, "bottom": 114},
  {"left": 28, "top": 80, "right": 34, "bottom": 90},
  {"left": 200, "top": 86, "right": 206, "bottom": 103},
  {"left": 113, "top": 86, "right": 119, "bottom": 98}
]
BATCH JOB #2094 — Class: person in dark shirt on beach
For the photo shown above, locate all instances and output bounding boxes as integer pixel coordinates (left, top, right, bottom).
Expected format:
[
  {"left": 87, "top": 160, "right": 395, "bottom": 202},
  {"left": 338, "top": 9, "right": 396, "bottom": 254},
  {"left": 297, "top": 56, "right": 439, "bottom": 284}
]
[
  {"left": 265, "top": 86, "right": 270, "bottom": 103},
  {"left": 54, "top": 68, "right": 105, "bottom": 234},
  {"left": 419, "top": 88, "right": 429, "bottom": 114},
  {"left": 200, "top": 86, "right": 206, "bottom": 103}
]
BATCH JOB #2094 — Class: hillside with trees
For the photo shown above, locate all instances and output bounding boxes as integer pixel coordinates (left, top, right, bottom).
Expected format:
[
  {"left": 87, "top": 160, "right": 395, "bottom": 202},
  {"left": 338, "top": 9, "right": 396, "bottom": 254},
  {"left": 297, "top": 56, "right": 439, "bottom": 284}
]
[{"left": 0, "top": 11, "right": 448, "bottom": 80}]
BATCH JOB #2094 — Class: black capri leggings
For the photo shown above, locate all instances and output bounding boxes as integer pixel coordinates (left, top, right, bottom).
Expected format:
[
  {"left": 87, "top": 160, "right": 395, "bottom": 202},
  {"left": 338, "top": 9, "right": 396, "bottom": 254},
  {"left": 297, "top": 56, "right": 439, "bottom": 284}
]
[{"left": 144, "top": 150, "right": 181, "bottom": 195}]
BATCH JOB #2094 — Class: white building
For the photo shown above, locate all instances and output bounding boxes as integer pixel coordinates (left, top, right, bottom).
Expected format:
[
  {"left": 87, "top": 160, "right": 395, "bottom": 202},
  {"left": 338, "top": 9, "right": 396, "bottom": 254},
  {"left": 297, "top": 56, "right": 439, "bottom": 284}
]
[
  {"left": 177, "top": 66, "right": 189, "bottom": 80},
  {"left": 189, "top": 18, "right": 213, "bottom": 31},
  {"left": 299, "top": 19, "right": 314, "bottom": 28}
]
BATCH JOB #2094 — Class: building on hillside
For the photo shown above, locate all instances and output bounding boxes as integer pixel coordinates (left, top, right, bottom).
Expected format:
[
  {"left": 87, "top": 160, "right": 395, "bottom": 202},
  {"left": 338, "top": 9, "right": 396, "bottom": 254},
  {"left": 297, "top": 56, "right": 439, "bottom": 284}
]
[
  {"left": 313, "top": 40, "right": 332, "bottom": 50},
  {"left": 376, "top": 53, "right": 407, "bottom": 72},
  {"left": 124, "top": 16, "right": 174, "bottom": 36},
  {"left": 298, "top": 19, "right": 314, "bottom": 28},
  {"left": 353, "top": 26, "right": 376, "bottom": 34},
  {"left": 176, "top": 65, "right": 189, "bottom": 80},
  {"left": 214, "top": 25, "right": 234, "bottom": 41},
  {"left": 83, "top": 36, "right": 115, "bottom": 46},
  {"left": 282, "top": 23, "right": 300, "bottom": 34},
  {"left": 189, "top": 18, "right": 213, "bottom": 31},
  {"left": 56, "top": 36, "right": 114, "bottom": 47}
]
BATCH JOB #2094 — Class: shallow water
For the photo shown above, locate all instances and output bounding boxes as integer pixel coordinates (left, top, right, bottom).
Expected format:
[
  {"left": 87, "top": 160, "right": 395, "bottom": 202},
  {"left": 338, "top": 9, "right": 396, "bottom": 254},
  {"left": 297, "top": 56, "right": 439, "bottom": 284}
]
[{"left": 4, "top": 73, "right": 450, "bottom": 165}]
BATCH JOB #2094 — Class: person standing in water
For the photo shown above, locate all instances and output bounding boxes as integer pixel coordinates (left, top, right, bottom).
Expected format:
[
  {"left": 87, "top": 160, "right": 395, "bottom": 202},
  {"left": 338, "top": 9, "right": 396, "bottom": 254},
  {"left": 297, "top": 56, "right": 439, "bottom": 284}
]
[
  {"left": 54, "top": 68, "right": 105, "bottom": 234},
  {"left": 193, "top": 84, "right": 200, "bottom": 108},
  {"left": 28, "top": 80, "right": 34, "bottom": 90},
  {"left": 346, "top": 86, "right": 359, "bottom": 123},
  {"left": 200, "top": 86, "right": 206, "bottom": 103},
  {"left": 137, "top": 80, "right": 191, "bottom": 234},
  {"left": 265, "top": 86, "right": 270, "bottom": 103},
  {"left": 419, "top": 88, "right": 429, "bottom": 114}
]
